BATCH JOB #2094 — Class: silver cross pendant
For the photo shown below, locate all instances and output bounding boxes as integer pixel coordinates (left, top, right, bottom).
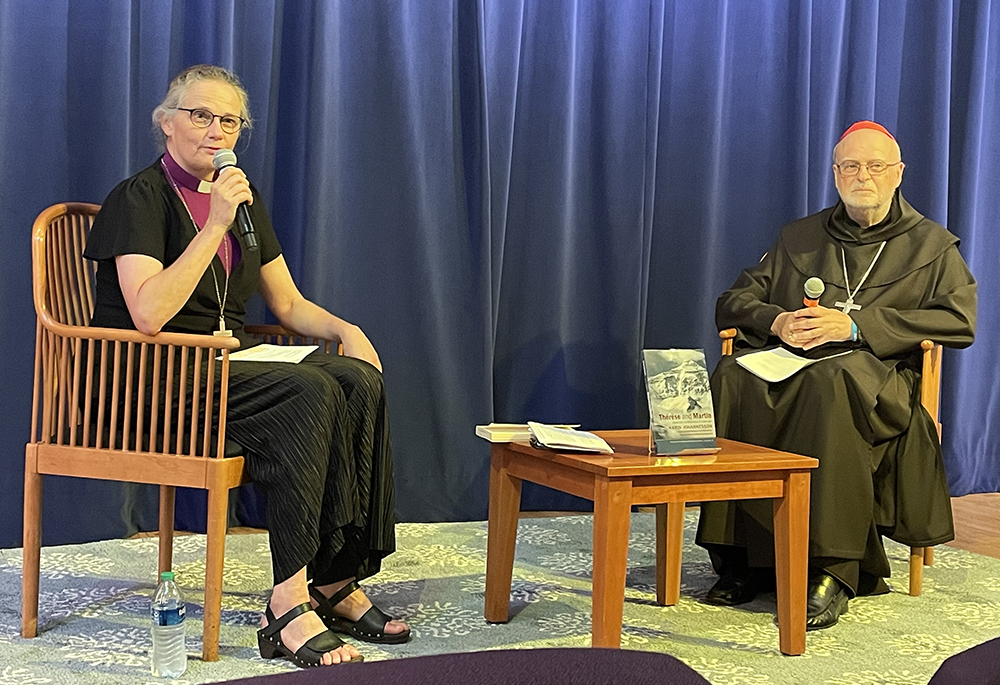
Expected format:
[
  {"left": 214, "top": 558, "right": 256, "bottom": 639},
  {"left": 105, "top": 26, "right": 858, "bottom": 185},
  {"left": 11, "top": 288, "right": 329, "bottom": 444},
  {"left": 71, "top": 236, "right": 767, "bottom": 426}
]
[{"left": 835, "top": 298, "right": 861, "bottom": 314}]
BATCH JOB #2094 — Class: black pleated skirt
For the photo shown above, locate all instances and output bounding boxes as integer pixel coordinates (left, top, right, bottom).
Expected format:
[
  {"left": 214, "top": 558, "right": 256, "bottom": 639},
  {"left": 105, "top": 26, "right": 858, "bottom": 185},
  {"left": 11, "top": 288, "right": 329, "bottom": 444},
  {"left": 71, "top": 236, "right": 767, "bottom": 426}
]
[{"left": 223, "top": 351, "right": 396, "bottom": 585}]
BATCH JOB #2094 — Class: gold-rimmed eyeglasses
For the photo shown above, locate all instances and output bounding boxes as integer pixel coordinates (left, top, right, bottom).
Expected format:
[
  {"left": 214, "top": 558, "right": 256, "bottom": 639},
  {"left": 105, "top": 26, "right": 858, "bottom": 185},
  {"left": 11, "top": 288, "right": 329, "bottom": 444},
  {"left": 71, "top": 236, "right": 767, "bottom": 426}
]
[
  {"left": 176, "top": 107, "right": 246, "bottom": 134},
  {"left": 835, "top": 160, "right": 902, "bottom": 177}
]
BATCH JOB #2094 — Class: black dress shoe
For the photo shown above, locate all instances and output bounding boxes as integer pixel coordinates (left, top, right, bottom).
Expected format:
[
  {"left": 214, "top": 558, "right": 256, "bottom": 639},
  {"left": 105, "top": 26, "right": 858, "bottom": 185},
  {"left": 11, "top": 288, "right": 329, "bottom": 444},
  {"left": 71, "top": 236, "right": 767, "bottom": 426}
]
[
  {"left": 806, "top": 572, "right": 849, "bottom": 630},
  {"left": 705, "top": 570, "right": 762, "bottom": 606}
]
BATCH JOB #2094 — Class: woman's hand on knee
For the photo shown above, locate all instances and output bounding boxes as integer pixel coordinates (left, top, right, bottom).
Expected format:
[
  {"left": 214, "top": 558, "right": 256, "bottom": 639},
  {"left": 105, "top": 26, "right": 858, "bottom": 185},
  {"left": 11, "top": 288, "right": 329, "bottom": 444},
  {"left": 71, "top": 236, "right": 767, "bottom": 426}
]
[{"left": 341, "top": 325, "right": 382, "bottom": 372}]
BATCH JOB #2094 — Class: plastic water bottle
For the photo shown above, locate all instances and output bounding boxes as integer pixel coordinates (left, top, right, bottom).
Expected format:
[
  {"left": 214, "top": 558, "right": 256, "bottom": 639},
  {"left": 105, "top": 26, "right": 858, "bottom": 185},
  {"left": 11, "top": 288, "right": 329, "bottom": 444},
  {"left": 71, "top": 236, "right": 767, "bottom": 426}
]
[{"left": 150, "top": 571, "right": 187, "bottom": 678}]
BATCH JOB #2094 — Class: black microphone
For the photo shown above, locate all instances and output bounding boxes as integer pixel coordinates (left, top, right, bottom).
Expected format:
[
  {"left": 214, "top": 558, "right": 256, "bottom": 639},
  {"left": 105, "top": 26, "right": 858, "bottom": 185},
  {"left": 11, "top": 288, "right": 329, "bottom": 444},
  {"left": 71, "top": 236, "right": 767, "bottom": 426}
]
[
  {"left": 212, "top": 149, "right": 258, "bottom": 251},
  {"left": 803, "top": 277, "right": 825, "bottom": 307}
]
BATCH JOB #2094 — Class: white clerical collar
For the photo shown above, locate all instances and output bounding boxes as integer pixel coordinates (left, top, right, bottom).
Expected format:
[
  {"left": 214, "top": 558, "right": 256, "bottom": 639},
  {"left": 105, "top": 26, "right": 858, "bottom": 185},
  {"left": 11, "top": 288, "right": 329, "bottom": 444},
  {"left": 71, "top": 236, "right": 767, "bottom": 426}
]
[{"left": 162, "top": 151, "right": 214, "bottom": 194}]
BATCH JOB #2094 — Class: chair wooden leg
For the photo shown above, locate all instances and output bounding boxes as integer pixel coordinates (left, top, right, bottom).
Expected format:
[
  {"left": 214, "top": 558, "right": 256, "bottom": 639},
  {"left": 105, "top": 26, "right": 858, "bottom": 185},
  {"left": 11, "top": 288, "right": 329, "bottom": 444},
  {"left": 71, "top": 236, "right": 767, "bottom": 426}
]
[
  {"left": 202, "top": 484, "right": 230, "bottom": 662},
  {"left": 158, "top": 486, "right": 175, "bottom": 575},
  {"left": 22, "top": 446, "right": 42, "bottom": 638},
  {"left": 655, "top": 503, "right": 684, "bottom": 605},
  {"left": 909, "top": 546, "right": 924, "bottom": 596},
  {"left": 924, "top": 547, "right": 934, "bottom": 566}
]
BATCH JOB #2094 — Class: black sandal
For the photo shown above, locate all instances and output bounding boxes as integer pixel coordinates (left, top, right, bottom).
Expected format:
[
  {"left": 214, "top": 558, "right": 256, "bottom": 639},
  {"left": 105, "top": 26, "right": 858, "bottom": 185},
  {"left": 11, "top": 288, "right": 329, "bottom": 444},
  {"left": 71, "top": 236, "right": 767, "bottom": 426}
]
[
  {"left": 257, "top": 602, "right": 364, "bottom": 667},
  {"left": 310, "top": 580, "right": 411, "bottom": 644}
]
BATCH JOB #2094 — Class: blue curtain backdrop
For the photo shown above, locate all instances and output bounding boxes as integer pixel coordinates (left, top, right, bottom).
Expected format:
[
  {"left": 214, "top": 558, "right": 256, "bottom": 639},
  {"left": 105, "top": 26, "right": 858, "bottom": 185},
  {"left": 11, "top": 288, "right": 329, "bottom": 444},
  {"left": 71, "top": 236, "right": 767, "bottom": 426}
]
[{"left": 0, "top": 0, "right": 997, "bottom": 547}]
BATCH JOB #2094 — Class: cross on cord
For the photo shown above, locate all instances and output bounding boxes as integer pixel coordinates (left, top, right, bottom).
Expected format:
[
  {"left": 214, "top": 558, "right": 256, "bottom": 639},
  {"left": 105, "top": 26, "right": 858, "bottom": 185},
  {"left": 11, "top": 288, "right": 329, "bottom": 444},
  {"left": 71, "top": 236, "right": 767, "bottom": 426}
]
[{"left": 835, "top": 299, "right": 861, "bottom": 313}]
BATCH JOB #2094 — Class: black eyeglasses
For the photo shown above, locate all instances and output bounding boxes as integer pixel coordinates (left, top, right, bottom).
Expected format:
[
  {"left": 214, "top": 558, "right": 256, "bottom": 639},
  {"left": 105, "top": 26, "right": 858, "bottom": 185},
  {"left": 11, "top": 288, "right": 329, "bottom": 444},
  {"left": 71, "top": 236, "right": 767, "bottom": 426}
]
[{"left": 176, "top": 107, "right": 246, "bottom": 134}]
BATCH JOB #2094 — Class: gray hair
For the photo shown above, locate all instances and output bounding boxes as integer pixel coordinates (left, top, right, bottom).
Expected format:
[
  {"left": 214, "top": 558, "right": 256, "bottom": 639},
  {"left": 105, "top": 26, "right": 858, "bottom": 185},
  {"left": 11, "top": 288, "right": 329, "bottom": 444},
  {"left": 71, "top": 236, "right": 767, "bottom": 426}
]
[{"left": 151, "top": 64, "right": 252, "bottom": 148}]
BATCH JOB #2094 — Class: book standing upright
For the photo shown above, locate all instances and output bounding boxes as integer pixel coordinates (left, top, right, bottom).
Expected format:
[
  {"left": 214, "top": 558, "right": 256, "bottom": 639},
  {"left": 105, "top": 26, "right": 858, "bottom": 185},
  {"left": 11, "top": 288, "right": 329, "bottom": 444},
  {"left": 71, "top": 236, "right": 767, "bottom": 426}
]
[{"left": 642, "top": 349, "right": 720, "bottom": 455}]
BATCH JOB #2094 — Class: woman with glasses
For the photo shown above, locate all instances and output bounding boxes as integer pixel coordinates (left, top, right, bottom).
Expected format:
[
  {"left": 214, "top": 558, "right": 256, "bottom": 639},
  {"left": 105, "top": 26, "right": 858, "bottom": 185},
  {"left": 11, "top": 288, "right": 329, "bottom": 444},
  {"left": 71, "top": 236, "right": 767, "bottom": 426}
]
[{"left": 84, "top": 65, "right": 409, "bottom": 668}]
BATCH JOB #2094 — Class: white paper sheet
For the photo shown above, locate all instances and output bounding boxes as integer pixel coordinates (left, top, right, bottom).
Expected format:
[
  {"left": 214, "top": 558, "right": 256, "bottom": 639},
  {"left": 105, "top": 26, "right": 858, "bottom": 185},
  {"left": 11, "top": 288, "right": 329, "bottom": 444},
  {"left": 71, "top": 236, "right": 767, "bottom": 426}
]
[
  {"left": 224, "top": 344, "right": 318, "bottom": 364},
  {"left": 736, "top": 347, "right": 852, "bottom": 383}
]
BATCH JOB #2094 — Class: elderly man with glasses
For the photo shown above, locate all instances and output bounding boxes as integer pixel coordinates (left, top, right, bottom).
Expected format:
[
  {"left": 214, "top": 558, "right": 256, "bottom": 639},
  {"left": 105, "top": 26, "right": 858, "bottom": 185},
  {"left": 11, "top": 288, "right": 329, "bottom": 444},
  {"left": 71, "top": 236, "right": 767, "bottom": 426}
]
[{"left": 696, "top": 121, "right": 977, "bottom": 630}]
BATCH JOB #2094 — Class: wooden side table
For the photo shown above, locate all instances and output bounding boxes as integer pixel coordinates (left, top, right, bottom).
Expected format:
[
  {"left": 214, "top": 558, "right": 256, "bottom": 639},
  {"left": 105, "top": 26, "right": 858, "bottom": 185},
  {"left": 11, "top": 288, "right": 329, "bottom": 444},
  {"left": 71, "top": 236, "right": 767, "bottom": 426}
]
[{"left": 483, "top": 430, "right": 818, "bottom": 655}]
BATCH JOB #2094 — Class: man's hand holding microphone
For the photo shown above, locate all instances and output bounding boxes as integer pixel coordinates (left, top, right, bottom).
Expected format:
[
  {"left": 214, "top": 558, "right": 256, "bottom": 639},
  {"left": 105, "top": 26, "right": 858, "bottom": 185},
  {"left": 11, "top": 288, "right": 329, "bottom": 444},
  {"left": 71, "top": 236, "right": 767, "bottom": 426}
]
[{"left": 770, "top": 278, "right": 856, "bottom": 350}]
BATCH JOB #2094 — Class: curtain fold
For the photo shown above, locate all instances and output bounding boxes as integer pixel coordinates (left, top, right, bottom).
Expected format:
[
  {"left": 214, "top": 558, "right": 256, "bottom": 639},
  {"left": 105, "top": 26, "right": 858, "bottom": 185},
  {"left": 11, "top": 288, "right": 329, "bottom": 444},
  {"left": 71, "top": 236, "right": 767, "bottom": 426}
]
[{"left": 1, "top": 0, "right": 997, "bottom": 546}]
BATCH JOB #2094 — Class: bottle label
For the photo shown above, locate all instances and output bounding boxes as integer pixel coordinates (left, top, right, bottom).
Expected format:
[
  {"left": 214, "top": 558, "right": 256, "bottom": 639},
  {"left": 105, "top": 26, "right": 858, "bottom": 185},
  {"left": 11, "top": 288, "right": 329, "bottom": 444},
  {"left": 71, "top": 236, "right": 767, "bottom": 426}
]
[{"left": 152, "top": 605, "right": 186, "bottom": 626}]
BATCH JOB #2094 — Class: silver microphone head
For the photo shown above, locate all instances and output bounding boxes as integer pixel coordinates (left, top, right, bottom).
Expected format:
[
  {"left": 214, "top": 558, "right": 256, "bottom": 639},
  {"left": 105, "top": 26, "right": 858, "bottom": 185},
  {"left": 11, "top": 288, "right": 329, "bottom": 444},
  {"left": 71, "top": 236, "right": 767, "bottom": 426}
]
[
  {"left": 212, "top": 148, "right": 238, "bottom": 170},
  {"left": 804, "top": 277, "right": 825, "bottom": 299}
]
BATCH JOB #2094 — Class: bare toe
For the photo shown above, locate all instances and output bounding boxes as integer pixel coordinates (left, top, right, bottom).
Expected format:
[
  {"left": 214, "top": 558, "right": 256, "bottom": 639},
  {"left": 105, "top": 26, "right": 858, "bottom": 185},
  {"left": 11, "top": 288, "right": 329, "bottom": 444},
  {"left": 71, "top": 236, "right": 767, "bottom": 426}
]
[
  {"left": 331, "top": 645, "right": 358, "bottom": 664},
  {"left": 385, "top": 619, "right": 408, "bottom": 634}
]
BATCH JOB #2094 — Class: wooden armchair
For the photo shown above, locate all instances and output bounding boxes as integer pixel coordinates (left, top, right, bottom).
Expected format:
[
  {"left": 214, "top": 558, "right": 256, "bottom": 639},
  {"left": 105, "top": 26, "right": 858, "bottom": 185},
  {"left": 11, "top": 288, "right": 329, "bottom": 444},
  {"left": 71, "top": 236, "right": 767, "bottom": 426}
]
[
  {"left": 718, "top": 328, "right": 942, "bottom": 597},
  {"left": 22, "top": 202, "right": 334, "bottom": 661}
]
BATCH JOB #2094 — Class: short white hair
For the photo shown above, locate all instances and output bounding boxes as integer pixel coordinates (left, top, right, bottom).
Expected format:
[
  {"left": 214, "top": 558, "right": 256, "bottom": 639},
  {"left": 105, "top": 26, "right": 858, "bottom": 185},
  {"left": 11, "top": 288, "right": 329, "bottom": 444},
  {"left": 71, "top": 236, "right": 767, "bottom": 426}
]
[{"left": 151, "top": 64, "right": 252, "bottom": 148}]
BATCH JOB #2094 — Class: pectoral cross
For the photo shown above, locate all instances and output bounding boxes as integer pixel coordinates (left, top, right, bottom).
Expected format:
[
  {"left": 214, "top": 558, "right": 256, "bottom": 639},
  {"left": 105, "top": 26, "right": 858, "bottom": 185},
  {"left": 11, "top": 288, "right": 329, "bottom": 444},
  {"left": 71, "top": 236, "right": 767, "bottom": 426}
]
[
  {"left": 214, "top": 316, "right": 232, "bottom": 337},
  {"left": 835, "top": 298, "right": 861, "bottom": 314}
]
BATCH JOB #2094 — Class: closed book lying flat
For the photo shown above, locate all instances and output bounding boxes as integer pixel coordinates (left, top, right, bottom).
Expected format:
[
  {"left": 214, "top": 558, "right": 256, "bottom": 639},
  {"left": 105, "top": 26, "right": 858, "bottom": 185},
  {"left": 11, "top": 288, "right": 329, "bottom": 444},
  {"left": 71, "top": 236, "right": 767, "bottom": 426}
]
[{"left": 476, "top": 423, "right": 579, "bottom": 443}]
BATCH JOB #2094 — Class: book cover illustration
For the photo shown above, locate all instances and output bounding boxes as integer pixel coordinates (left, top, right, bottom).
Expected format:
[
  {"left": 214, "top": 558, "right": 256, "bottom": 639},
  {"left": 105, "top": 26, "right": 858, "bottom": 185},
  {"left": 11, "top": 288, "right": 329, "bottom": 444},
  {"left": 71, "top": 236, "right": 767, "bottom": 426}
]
[{"left": 642, "top": 349, "right": 719, "bottom": 455}]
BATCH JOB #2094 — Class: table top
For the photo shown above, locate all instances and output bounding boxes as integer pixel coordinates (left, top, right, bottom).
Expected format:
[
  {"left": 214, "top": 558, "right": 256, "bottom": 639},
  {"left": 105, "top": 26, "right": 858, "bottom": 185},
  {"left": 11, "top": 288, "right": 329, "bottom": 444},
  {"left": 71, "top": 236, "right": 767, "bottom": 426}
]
[{"left": 497, "top": 429, "right": 818, "bottom": 477}]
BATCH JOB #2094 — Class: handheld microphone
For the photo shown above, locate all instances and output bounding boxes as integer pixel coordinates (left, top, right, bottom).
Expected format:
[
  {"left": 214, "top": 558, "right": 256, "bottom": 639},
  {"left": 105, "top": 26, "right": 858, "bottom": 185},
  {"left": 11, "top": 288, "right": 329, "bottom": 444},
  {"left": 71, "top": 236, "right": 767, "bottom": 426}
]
[
  {"left": 212, "top": 149, "right": 258, "bottom": 251},
  {"left": 803, "top": 277, "right": 825, "bottom": 307}
]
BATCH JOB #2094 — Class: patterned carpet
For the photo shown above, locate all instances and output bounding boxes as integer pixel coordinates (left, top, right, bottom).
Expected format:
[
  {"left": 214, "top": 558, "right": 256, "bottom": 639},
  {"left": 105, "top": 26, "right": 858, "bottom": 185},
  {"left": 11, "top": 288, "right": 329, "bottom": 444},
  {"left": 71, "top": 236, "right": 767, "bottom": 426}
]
[{"left": 1, "top": 510, "right": 997, "bottom": 684}]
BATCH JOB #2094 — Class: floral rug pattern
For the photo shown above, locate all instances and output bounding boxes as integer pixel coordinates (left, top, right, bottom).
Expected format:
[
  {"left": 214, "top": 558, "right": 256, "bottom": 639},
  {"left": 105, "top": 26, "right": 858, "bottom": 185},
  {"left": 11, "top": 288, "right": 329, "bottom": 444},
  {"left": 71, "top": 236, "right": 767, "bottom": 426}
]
[{"left": 0, "top": 511, "right": 996, "bottom": 684}]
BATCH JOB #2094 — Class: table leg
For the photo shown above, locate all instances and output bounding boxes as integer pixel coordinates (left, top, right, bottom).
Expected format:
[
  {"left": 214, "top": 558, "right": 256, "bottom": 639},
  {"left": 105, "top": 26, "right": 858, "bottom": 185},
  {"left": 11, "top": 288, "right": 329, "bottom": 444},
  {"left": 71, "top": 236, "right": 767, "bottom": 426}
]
[
  {"left": 485, "top": 447, "right": 523, "bottom": 623},
  {"left": 591, "top": 477, "right": 632, "bottom": 648},
  {"left": 655, "top": 502, "right": 684, "bottom": 605},
  {"left": 773, "top": 470, "right": 810, "bottom": 656}
]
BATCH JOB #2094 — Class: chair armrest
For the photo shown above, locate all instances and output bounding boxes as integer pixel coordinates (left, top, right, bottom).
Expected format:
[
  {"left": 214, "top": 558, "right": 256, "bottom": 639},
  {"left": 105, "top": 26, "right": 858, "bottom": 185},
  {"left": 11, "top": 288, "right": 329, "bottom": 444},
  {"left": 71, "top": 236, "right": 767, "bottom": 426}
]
[
  {"left": 919, "top": 341, "right": 942, "bottom": 430},
  {"left": 719, "top": 328, "right": 737, "bottom": 356},
  {"left": 37, "top": 318, "right": 241, "bottom": 351},
  {"left": 244, "top": 324, "right": 341, "bottom": 354},
  {"left": 244, "top": 324, "right": 292, "bottom": 337}
]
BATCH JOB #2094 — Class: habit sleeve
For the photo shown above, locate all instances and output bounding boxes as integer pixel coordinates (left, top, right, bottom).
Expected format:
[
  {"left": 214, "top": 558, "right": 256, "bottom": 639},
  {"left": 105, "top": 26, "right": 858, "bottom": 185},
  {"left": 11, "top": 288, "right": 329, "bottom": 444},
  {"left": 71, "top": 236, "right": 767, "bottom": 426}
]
[
  {"left": 714, "top": 248, "right": 786, "bottom": 348},
  {"left": 851, "top": 245, "right": 976, "bottom": 358}
]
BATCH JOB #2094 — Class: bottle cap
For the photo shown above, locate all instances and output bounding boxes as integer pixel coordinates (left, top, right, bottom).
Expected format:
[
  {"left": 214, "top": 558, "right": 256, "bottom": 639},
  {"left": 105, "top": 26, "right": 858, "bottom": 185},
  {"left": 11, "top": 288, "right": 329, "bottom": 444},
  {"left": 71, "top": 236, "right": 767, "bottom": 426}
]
[{"left": 160, "top": 571, "right": 175, "bottom": 581}]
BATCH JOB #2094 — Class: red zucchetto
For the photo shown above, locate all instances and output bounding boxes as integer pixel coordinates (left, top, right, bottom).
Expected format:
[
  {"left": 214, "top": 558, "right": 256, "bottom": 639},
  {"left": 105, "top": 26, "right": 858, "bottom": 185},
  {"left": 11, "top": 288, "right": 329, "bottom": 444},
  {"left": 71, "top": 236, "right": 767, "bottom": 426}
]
[{"left": 839, "top": 120, "right": 895, "bottom": 141}]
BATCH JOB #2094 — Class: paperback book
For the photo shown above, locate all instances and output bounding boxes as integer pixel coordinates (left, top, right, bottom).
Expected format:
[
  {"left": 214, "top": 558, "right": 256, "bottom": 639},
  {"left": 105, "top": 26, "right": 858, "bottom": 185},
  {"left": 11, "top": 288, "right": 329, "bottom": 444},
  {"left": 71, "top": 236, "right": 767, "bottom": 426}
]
[
  {"left": 642, "top": 349, "right": 719, "bottom": 455},
  {"left": 475, "top": 423, "right": 579, "bottom": 443}
]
